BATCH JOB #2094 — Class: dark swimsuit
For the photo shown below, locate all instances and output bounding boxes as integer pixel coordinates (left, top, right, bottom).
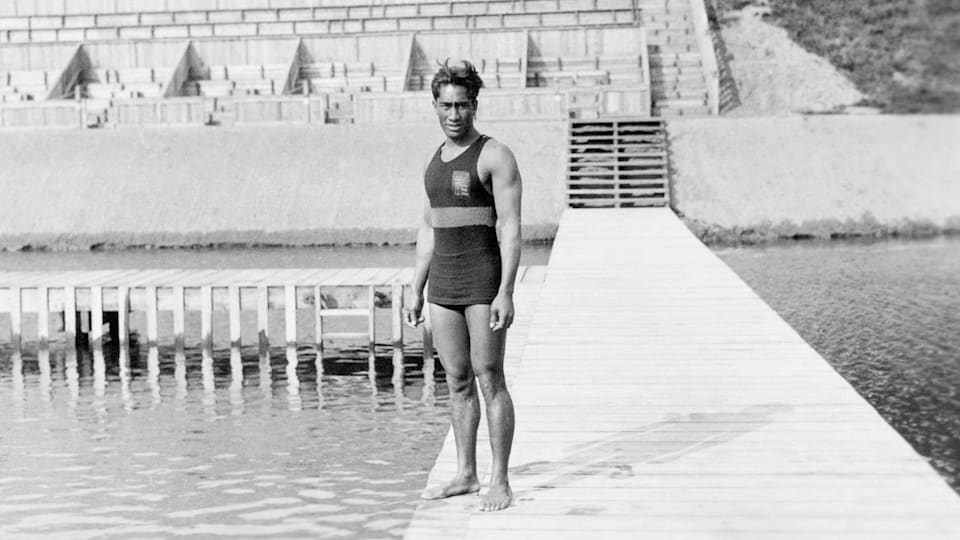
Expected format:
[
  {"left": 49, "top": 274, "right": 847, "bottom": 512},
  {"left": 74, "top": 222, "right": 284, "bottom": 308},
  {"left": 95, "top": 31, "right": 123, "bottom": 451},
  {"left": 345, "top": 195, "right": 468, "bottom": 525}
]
[{"left": 424, "top": 134, "right": 502, "bottom": 309}]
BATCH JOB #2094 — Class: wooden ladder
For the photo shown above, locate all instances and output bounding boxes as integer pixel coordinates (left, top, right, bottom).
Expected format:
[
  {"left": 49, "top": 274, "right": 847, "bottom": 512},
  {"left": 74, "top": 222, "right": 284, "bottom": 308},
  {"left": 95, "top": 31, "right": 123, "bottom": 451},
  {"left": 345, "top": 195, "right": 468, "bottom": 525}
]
[{"left": 566, "top": 118, "right": 670, "bottom": 208}]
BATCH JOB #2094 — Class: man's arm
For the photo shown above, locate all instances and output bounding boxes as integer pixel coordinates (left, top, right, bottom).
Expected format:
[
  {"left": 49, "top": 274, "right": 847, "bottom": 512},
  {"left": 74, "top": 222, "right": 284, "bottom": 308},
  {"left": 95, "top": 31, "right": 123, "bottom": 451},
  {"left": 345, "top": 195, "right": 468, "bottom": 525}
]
[
  {"left": 485, "top": 140, "right": 522, "bottom": 331},
  {"left": 406, "top": 196, "right": 433, "bottom": 328}
]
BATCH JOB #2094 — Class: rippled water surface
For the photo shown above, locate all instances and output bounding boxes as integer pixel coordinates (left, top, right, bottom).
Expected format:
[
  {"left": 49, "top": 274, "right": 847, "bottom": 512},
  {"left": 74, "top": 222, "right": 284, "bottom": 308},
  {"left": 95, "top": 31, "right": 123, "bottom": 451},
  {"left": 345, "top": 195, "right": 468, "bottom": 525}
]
[
  {"left": 716, "top": 236, "right": 960, "bottom": 493},
  {"left": 0, "top": 344, "right": 450, "bottom": 539},
  {"left": 0, "top": 243, "right": 557, "bottom": 538}
]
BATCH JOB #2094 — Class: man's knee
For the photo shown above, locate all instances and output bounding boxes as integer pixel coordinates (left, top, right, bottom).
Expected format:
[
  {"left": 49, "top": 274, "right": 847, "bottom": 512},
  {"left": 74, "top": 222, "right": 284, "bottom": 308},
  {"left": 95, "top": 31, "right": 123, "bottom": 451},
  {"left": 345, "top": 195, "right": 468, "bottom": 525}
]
[
  {"left": 445, "top": 369, "right": 476, "bottom": 395},
  {"left": 474, "top": 366, "right": 507, "bottom": 398}
]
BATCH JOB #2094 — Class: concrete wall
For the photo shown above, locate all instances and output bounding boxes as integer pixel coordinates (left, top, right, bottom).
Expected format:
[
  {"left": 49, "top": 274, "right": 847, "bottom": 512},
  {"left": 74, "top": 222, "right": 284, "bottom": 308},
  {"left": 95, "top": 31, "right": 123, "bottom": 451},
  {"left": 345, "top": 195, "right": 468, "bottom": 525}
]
[
  {"left": 0, "top": 119, "right": 567, "bottom": 250},
  {"left": 669, "top": 115, "right": 960, "bottom": 242},
  {"left": 6, "top": 113, "right": 957, "bottom": 250}
]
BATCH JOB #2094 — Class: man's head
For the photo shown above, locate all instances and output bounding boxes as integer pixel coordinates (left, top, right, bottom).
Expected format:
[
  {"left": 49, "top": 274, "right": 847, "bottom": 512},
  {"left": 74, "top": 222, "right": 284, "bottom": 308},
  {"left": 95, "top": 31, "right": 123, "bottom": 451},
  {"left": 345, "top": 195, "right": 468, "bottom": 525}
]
[{"left": 431, "top": 59, "right": 484, "bottom": 141}]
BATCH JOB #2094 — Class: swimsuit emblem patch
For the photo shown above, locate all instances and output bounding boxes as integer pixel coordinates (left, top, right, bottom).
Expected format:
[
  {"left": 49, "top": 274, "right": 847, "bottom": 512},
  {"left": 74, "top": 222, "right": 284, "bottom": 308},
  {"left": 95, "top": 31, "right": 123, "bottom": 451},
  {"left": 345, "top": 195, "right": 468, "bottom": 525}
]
[{"left": 451, "top": 170, "right": 471, "bottom": 198}]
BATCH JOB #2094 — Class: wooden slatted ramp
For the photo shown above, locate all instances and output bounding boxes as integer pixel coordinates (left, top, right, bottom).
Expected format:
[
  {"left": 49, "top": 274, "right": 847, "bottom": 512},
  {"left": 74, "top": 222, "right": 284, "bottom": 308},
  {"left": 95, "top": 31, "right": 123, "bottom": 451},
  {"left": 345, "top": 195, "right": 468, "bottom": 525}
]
[
  {"left": 567, "top": 118, "right": 669, "bottom": 208},
  {"left": 405, "top": 207, "right": 960, "bottom": 539}
]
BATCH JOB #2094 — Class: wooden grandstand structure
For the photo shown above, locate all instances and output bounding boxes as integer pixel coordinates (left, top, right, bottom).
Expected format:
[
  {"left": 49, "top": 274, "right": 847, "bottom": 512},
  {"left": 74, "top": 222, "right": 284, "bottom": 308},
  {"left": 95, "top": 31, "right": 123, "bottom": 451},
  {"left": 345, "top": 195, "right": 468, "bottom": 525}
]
[
  {"left": 0, "top": 0, "right": 722, "bottom": 209},
  {"left": 0, "top": 0, "right": 721, "bottom": 127}
]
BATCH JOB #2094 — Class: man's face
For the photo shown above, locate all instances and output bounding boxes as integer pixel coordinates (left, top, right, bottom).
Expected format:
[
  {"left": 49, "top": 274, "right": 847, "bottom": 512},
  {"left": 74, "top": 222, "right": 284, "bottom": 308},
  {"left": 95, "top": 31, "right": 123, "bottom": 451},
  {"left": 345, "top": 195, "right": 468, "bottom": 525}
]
[{"left": 434, "top": 84, "right": 476, "bottom": 140}]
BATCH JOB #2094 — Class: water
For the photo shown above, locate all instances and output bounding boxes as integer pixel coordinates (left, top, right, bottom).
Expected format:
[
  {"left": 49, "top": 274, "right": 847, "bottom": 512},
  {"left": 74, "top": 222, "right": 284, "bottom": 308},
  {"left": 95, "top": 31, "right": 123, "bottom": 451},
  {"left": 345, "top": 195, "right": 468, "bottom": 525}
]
[
  {"left": 716, "top": 236, "right": 960, "bottom": 493},
  {"left": 0, "top": 245, "right": 498, "bottom": 539},
  {"left": 2, "top": 236, "right": 958, "bottom": 535},
  {"left": 0, "top": 344, "right": 449, "bottom": 539}
]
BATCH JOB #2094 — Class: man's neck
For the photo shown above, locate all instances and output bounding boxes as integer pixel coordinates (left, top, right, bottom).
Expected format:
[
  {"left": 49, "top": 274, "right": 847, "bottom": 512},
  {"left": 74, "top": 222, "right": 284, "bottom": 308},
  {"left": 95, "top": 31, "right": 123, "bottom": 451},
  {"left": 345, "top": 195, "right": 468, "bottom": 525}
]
[{"left": 445, "top": 128, "right": 481, "bottom": 148}]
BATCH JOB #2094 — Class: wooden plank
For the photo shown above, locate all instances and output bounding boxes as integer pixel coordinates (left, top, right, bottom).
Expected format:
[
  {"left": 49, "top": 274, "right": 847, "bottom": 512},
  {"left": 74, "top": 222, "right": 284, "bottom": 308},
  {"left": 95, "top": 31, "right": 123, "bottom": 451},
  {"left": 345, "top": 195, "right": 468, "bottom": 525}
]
[
  {"left": 173, "top": 285, "right": 185, "bottom": 352},
  {"left": 314, "top": 284, "right": 324, "bottom": 359},
  {"left": 37, "top": 286, "right": 49, "bottom": 348},
  {"left": 90, "top": 285, "right": 103, "bottom": 352},
  {"left": 257, "top": 285, "right": 269, "bottom": 355},
  {"left": 9, "top": 287, "right": 21, "bottom": 351},
  {"left": 285, "top": 284, "right": 297, "bottom": 347},
  {"left": 319, "top": 308, "right": 368, "bottom": 317},
  {"left": 392, "top": 281, "right": 404, "bottom": 374},
  {"left": 63, "top": 285, "right": 77, "bottom": 350},
  {"left": 324, "top": 331, "right": 370, "bottom": 340},
  {"left": 406, "top": 208, "right": 960, "bottom": 539},
  {"left": 326, "top": 267, "right": 361, "bottom": 286},
  {"left": 142, "top": 285, "right": 158, "bottom": 347},
  {"left": 200, "top": 285, "right": 213, "bottom": 353},
  {"left": 118, "top": 285, "right": 131, "bottom": 379},
  {"left": 229, "top": 284, "right": 241, "bottom": 348},
  {"left": 367, "top": 284, "right": 376, "bottom": 352},
  {"left": 117, "top": 285, "right": 130, "bottom": 346},
  {"left": 349, "top": 267, "right": 382, "bottom": 284}
]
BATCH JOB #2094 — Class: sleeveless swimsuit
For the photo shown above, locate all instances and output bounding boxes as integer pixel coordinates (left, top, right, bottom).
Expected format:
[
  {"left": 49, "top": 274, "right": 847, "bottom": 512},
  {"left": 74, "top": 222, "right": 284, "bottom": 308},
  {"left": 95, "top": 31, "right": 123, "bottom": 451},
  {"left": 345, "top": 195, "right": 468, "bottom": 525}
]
[{"left": 424, "top": 134, "right": 502, "bottom": 307}]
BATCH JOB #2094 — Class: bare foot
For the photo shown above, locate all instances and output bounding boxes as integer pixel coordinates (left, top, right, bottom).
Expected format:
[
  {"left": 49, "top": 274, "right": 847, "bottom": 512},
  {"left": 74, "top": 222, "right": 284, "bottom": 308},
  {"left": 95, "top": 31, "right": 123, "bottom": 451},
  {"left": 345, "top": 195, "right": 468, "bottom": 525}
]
[
  {"left": 421, "top": 476, "right": 480, "bottom": 500},
  {"left": 480, "top": 482, "right": 513, "bottom": 512}
]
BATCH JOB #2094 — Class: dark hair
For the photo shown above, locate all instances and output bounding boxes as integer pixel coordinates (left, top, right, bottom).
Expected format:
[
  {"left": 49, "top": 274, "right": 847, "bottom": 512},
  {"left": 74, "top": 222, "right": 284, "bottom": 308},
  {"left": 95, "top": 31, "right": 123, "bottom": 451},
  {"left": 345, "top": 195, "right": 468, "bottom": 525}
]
[{"left": 430, "top": 59, "right": 484, "bottom": 100}]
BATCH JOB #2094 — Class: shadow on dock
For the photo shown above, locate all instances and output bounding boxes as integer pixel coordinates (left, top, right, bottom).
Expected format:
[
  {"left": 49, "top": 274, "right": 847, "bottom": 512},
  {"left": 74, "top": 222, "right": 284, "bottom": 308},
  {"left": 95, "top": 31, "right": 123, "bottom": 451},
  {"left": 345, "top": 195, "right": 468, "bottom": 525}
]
[{"left": 509, "top": 404, "right": 794, "bottom": 504}]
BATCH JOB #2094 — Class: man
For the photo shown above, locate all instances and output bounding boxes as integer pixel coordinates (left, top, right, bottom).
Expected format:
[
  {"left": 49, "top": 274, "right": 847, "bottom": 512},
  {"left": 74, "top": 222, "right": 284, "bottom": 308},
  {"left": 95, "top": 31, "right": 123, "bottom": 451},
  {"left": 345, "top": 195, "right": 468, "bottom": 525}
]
[{"left": 404, "top": 59, "right": 522, "bottom": 512}]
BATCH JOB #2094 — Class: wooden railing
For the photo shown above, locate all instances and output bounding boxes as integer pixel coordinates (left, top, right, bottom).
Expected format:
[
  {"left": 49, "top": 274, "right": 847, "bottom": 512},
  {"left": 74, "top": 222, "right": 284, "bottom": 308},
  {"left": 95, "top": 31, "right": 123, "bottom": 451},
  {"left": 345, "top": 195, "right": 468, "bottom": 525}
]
[
  {"left": 1, "top": 8, "right": 637, "bottom": 43},
  {"left": 0, "top": 100, "right": 85, "bottom": 127},
  {"left": 0, "top": 0, "right": 636, "bottom": 18},
  {"left": 0, "top": 84, "right": 650, "bottom": 127}
]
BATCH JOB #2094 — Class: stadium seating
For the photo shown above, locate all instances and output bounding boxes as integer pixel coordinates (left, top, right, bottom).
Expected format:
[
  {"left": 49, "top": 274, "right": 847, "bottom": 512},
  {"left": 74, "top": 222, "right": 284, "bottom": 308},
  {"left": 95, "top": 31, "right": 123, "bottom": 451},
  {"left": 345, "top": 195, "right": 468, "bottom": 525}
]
[
  {"left": 0, "top": 69, "right": 51, "bottom": 101},
  {"left": 0, "top": 0, "right": 719, "bottom": 126}
]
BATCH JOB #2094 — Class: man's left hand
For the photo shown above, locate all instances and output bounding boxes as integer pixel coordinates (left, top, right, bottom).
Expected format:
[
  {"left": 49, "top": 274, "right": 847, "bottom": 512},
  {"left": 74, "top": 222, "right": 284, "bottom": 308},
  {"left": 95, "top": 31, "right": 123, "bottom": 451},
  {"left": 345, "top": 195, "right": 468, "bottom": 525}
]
[{"left": 489, "top": 293, "right": 514, "bottom": 331}]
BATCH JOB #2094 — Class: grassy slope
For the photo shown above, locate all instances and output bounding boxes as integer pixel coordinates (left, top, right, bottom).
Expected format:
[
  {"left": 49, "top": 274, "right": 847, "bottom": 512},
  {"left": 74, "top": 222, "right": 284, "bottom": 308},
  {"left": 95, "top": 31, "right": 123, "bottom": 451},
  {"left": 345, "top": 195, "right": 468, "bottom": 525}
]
[{"left": 715, "top": 0, "right": 960, "bottom": 112}]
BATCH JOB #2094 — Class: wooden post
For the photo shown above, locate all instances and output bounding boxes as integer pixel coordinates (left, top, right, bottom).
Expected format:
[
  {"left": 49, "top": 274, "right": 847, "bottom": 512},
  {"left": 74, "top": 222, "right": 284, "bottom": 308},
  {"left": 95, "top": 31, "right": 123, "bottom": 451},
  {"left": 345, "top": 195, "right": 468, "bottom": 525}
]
[
  {"left": 285, "top": 284, "right": 297, "bottom": 348},
  {"left": 9, "top": 287, "right": 21, "bottom": 352},
  {"left": 64, "top": 286, "right": 77, "bottom": 351},
  {"left": 200, "top": 285, "right": 213, "bottom": 356},
  {"left": 117, "top": 286, "right": 130, "bottom": 349},
  {"left": 38, "top": 286, "right": 50, "bottom": 349},
  {"left": 367, "top": 285, "right": 376, "bottom": 354},
  {"left": 229, "top": 285, "right": 241, "bottom": 349},
  {"left": 145, "top": 285, "right": 158, "bottom": 348},
  {"left": 173, "top": 285, "right": 185, "bottom": 353},
  {"left": 79, "top": 308, "right": 90, "bottom": 348},
  {"left": 91, "top": 286, "right": 104, "bottom": 353},
  {"left": 313, "top": 285, "right": 323, "bottom": 361},
  {"left": 392, "top": 282, "right": 404, "bottom": 379},
  {"left": 117, "top": 286, "right": 131, "bottom": 380},
  {"left": 258, "top": 285, "right": 270, "bottom": 356}
]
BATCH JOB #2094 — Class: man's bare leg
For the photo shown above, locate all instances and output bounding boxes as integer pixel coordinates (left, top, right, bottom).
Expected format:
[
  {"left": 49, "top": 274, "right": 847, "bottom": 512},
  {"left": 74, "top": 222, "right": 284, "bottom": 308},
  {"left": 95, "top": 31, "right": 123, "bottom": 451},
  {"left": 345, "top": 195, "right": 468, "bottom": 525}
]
[
  {"left": 421, "top": 303, "right": 481, "bottom": 500},
  {"left": 465, "top": 305, "right": 514, "bottom": 512}
]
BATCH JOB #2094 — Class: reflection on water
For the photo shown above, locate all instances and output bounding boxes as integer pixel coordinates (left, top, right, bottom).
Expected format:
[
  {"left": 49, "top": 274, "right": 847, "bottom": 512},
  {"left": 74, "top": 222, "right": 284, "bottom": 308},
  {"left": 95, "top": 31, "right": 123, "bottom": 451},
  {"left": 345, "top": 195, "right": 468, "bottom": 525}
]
[
  {"left": 0, "top": 340, "right": 449, "bottom": 539},
  {"left": 716, "top": 236, "right": 960, "bottom": 493}
]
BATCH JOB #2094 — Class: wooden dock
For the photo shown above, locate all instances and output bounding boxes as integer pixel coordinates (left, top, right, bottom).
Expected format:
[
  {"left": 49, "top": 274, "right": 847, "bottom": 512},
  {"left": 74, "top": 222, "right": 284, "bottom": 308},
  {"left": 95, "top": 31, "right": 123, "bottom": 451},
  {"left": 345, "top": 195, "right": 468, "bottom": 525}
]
[
  {"left": 405, "top": 208, "right": 960, "bottom": 539},
  {"left": 0, "top": 266, "right": 545, "bottom": 367}
]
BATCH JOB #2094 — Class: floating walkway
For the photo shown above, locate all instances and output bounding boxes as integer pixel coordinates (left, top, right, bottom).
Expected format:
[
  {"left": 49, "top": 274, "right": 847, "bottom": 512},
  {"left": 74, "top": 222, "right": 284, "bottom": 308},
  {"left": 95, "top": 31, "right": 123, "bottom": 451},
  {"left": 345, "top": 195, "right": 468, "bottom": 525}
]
[
  {"left": 0, "top": 266, "right": 546, "bottom": 366},
  {"left": 405, "top": 208, "right": 960, "bottom": 539}
]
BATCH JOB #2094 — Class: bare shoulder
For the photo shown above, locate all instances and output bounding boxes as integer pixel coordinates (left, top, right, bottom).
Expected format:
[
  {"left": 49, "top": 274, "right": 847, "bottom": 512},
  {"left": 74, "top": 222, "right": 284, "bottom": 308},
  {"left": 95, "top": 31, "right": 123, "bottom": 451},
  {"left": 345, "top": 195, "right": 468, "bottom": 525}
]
[
  {"left": 480, "top": 137, "right": 517, "bottom": 163},
  {"left": 479, "top": 137, "right": 520, "bottom": 179}
]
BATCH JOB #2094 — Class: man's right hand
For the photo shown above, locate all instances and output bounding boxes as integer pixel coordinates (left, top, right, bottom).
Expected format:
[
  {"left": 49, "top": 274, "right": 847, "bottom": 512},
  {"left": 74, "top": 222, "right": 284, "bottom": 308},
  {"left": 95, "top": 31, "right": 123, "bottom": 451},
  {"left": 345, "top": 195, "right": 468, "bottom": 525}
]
[{"left": 404, "top": 292, "right": 425, "bottom": 328}]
